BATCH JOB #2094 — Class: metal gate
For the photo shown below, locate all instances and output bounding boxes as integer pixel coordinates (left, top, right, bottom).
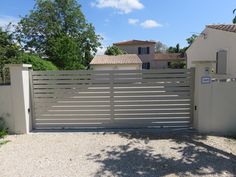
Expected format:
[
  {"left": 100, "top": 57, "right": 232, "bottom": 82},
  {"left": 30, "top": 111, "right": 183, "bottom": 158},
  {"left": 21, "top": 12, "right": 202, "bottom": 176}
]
[{"left": 30, "top": 69, "right": 195, "bottom": 130}]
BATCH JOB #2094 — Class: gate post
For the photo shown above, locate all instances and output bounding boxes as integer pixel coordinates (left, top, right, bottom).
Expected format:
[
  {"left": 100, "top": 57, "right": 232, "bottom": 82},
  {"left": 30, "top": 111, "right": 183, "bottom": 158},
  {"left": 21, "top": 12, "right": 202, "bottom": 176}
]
[{"left": 7, "top": 64, "right": 32, "bottom": 134}]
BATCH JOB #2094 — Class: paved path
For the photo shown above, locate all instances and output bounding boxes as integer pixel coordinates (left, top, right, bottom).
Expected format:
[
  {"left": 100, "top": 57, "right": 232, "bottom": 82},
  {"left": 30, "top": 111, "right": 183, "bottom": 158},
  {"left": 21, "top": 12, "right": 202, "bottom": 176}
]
[{"left": 0, "top": 132, "right": 236, "bottom": 177}]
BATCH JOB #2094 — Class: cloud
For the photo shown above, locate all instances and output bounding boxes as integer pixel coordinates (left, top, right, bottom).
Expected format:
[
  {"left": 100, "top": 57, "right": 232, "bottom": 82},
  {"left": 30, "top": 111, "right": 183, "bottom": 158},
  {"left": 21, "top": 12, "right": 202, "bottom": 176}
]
[
  {"left": 140, "top": 19, "right": 163, "bottom": 29},
  {"left": 0, "top": 15, "right": 19, "bottom": 29},
  {"left": 128, "top": 18, "right": 139, "bottom": 25},
  {"left": 96, "top": 46, "right": 106, "bottom": 55},
  {"left": 91, "top": 0, "right": 144, "bottom": 14},
  {"left": 96, "top": 33, "right": 110, "bottom": 55}
]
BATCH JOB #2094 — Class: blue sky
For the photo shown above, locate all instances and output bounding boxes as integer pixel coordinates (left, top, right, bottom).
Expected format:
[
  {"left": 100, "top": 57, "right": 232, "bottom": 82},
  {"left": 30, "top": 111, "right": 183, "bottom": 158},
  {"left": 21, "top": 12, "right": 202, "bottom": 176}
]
[{"left": 0, "top": 0, "right": 236, "bottom": 53}]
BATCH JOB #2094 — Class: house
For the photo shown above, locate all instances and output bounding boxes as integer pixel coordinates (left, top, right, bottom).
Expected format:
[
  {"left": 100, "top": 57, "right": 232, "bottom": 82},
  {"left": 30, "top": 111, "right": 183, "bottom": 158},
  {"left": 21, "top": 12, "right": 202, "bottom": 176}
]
[
  {"left": 153, "top": 53, "right": 186, "bottom": 69},
  {"left": 113, "top": 40, "right": 156, "bottom": 69},
  {"left": 114, "top": 40, "right": 186, "bottom": 69},
  {"left": 90, "top": 54, "right": 142, "bottom": 70},
  {"left": 186, "top": 24, "right": 236, "bottom": 76}
]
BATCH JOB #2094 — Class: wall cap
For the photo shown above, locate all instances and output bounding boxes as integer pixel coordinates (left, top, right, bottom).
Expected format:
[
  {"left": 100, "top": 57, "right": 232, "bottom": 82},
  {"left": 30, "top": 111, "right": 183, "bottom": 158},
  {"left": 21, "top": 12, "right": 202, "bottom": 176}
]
[{"left": 5, "top": 64, "right": 32, "bottom": 68}]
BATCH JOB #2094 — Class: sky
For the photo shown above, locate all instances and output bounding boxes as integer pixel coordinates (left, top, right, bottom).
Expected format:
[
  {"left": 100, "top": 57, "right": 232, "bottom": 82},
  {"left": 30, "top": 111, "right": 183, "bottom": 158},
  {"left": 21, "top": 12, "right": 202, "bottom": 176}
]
[{"left": 0, "top": 0, "right": 235, "bottom": 54}]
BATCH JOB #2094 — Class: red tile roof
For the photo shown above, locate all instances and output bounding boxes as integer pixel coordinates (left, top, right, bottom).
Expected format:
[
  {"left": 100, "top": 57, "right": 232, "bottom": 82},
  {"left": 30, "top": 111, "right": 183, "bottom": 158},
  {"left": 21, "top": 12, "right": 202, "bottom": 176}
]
[
  {"left": 206, "top": 24, "right": 236, "bottom": 33},
  {"left": 114, "top": 40, "right": 156, "bottom": 46},
  {"left": 90, "top": 54, "right": 142, "bottom": 65},
  {"left": 154, "top": 53, "right": 186, "bottom": 61}
]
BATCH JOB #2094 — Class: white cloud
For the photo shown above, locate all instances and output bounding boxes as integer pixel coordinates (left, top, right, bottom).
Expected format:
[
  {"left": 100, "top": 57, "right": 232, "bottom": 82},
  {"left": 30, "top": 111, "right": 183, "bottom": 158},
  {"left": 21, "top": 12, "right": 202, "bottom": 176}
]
[
  {"left": 128, "top": 18, "right": 139, "bottom": 25},
  {"left": 0, "top": 15, "right": 19, "bottom": 29},
  {"left": 96, "top": 46, "right": 106, "bottom": 55},
  {"left": 91, "top": 0, "right": 144, "bottom": 14},
  {"left": 140, "top": 20, "right": 163, "bottom": 29},
  {"left": 96, "top": 33, "right": 110, "bottom": 55}
]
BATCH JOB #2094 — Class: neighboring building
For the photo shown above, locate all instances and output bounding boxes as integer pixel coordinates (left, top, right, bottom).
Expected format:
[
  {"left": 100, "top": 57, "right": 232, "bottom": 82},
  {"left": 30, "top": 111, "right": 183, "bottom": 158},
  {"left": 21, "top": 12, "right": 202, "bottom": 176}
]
[
  {"left": 154, "top": 53, "right": 186, "bottom": 69},
  {"left": 186, "top": 24, "right": 236, "bottom": 76},
  {"left": 90, "top": 54, "right": 142, "bottom": 70},
  {"left": 114, "top": 40, "right": 186, "bottom": 69},
  {"left": 114, "top": 40, "right": 156, "bottom": 69}
]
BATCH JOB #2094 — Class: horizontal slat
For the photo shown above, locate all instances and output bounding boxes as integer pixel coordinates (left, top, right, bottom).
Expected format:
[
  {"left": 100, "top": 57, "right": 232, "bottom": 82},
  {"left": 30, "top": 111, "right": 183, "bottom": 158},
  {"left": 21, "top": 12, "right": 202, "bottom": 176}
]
[
  {"left": 114, "top": 114, "right": 190, "bottom": 118},
  {"left": 35, "top": 118, "right": 190, "bottom": 124},
  {"left": 34, "top": 97, "right": 111, "bottom": 102},
  {"left": 114, "top": 109, "right": 190, "bottom": 113},
  {"left": 31, "top": 69, "right": 190, "bottom": 75},
  {"left": 33, "top": 122, "right": 191, "bottom": 129},
  {"left": 33, "top": 86, "right": 191, "bottom": 94},
  {"left": 35, "top": 114, "right": 111, "bottom": 119},
  {"left": 114, "top": 96, "right": 190, "bottom": 101},
  {"left": 32, "top": 82, "right": 191, "bottom": 89}
]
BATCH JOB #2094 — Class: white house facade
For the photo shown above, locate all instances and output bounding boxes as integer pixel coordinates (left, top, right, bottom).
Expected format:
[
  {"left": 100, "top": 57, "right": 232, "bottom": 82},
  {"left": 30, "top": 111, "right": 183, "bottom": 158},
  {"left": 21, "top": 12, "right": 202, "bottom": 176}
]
[{"left": 186, "top": 24, "right": 236, "bottom": 76}]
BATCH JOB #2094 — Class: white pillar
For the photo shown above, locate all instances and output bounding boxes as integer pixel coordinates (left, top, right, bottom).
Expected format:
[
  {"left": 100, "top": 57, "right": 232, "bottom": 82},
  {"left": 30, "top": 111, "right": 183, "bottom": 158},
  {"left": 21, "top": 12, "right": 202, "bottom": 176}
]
[
  {"left": 7, "top": 64, "right": 32, "bottom": 134},
  {"left": 193, "top": 62, "right": 214, "bottom": 133}
]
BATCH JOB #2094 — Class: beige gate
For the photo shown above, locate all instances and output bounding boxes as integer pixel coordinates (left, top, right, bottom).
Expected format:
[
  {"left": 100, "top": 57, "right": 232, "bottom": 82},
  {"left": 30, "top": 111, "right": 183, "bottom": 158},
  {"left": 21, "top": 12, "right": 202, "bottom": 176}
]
[{"left": 30, "top": 69, "right": 195, "bottom": 130}]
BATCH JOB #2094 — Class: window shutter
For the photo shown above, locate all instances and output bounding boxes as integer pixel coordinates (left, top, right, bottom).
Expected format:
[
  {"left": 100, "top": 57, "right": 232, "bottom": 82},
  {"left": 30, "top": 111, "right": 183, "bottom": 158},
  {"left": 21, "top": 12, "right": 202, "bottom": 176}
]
[
  {"left": 216, "top": 50, "right": 227, "bottom": 74},
  {"left": 147, "top": 47, "right": 150, "bottom": 54},
  {"left": 138, "top": 47, "right": 141, "bottom": 55}
]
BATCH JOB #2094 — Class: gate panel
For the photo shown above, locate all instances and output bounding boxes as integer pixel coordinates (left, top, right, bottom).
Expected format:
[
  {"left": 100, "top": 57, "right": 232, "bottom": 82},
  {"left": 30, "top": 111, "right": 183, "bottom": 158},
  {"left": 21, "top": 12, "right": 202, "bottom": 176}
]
[{"left": 30, "top": 69, "right": 194, "bottom": 130}]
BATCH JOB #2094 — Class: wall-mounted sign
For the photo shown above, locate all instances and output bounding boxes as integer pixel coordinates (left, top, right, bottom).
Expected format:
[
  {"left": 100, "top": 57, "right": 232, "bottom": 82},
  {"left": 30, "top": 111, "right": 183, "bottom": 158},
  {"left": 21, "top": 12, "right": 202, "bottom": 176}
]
[{"left": 201, "top": 76, "right": 211, "bottom": 84}]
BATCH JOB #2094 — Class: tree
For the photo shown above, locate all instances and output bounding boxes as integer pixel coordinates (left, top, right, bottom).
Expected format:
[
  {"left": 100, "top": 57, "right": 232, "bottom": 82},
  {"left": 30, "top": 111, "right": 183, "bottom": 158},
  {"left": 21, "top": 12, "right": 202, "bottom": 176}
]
[
  {"left": 155, "top": 41, "right": 167, "bottom": 53},
  {"left": 167, "top": 44, "right": 180, "bottom": 53},
  {"left": 0, "top": 27, "right": 20, "bottom": 81},
  {"left": 19, "top": 53, "right": 58, "bottom": 71},
  {"left": 233, "top": 9, "right": 236, "bottom": 24},
  {"left": 105, "top": 46, "right": 127, "bottom": 56},
  {"left": 15, "top": 0, "right": 101, "bottom": 70},
  {"left": 186, "top": 34, "right": 198, "bottom": 46}
]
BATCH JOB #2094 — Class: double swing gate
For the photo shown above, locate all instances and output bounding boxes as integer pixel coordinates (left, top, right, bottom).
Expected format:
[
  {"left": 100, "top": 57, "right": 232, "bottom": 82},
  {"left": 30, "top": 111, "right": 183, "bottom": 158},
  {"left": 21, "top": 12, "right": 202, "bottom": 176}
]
[{"left": 30, "top": 69, "right": 195, "bottom": 130}]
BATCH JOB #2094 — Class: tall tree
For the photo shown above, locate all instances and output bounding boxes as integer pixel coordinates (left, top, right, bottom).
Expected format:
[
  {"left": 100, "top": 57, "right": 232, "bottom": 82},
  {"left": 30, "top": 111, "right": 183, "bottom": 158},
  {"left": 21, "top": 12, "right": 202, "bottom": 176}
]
[
  {"left": 155, "top": 41, "right": 167, "bottom": 53},
  {"left": 167, "top": 44, "right": 180, "bottom": 53},
  {"left": 105, "top": 46, "right": 127, "bottom": 56},
  {"left": 186, "top": 34, "right": 198, "bottom": 46},
  {"left": 15, "top": 0, "right": 101, "bottom": 69},
  {"left": 233, "top": 9, "right": 236, "bottom": 24},
  {"left": 0, "top": 27, "right": 20, "bottom": 81}
]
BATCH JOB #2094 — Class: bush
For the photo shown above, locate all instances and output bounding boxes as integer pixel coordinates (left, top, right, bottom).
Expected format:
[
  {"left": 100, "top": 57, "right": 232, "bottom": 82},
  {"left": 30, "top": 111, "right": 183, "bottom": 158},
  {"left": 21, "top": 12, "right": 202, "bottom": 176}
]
[
  {"left": 0, "top": 118, "right": 8, "bottom": 138},
  {"left": 19, "top": 53, "right": 58, "bottom": 71}
]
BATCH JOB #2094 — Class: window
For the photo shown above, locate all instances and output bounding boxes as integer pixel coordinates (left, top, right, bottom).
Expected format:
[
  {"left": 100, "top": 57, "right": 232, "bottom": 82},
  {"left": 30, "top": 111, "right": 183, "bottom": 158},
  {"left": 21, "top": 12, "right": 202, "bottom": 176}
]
[
  {"left": 142, "top": 62, "right": 150, "bottom": 69},
  {"left": 216, "top": 50, "right": 227, "bottom": 74},
  {"left": 138, "top": 47, "right": 150, "bottom": 55},
  {"left": 167, "top": 62, "right": 171, "bottom": 68}
]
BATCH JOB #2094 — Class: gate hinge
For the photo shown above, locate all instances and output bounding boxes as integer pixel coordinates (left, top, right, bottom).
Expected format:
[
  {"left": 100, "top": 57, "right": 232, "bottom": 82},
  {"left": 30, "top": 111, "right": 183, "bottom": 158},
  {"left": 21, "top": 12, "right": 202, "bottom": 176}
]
[
  {"left": 28, "top": 108, "right": 31, "bottom": 113},
  {"left": 195, "top": 106, "right": 197, "bottom": 111}
]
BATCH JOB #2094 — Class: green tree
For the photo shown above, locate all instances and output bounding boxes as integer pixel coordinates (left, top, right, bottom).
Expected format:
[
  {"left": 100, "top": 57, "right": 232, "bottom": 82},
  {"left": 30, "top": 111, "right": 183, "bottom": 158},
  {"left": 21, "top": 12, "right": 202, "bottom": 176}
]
[
  {"left": 105, "top": 46, "right": 127, "bottom": 56},
  {"left": 0, "top": 27, "right": 20, "bottom": 81},
  {"left": 233, "top": 9, "right": 236, "bottom": 24},
  {"left": 15, "top": 0, "right": 101, "bottom": 70},
  {"left": 167, "top": 44, "right": 180, "bottom": 53},
  {"left": 19, "top": 53, "right": 58, "bottom": 71},
  {"left": 155, "top": 41, "right": 167, "bottom": 53},
  {"left": 186, "top": 34, "right": 198, "bottom": 46}
]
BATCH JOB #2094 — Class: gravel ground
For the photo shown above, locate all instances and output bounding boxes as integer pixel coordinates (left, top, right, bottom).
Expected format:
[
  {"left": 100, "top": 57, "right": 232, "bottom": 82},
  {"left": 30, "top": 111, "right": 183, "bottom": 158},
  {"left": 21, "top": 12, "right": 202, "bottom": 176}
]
[{"left": 0, "top": 132, "right": 236, "bottom": 177}]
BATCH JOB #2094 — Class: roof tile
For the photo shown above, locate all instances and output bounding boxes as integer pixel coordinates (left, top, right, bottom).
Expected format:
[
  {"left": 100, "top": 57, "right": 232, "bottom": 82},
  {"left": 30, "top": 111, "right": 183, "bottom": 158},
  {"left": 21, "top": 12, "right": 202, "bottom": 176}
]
[{"left": 90, "top": 54, "right": 142, "bottom": 65}]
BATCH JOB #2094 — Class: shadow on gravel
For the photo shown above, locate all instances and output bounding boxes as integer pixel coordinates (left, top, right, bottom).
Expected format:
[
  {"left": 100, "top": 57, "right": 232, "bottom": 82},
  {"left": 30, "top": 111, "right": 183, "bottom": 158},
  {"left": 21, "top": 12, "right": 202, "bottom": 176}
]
[{"left": 87, "top": 131, "right": 236, "bottom": 177}]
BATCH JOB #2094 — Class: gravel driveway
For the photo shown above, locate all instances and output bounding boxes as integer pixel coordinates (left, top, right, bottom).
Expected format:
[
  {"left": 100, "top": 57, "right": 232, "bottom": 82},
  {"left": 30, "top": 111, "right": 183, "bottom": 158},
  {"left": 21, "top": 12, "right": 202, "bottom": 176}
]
[{"left": 0, "top": 131, "right": 236, "bottom": 177}]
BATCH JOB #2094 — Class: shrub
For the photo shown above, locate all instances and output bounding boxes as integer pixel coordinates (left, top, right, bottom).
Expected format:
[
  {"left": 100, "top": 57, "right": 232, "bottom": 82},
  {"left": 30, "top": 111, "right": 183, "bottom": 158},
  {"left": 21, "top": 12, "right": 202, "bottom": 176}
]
[
  {"left": 0, "top": 117, "right": 8, "bottom": 138},
  {"left": 19, "top": 53, "right": 58, "bottom": 71}
]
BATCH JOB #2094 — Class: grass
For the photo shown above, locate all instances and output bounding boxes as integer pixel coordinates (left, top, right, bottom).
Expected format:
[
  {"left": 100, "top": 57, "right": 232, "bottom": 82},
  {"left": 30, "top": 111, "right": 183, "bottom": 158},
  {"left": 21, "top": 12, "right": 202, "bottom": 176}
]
[
  {"left": 0, "top": 129, "right": 8, "bottom": 139},
  {"left": 0, "top": 140, "right": 10, "bottom": 146}
]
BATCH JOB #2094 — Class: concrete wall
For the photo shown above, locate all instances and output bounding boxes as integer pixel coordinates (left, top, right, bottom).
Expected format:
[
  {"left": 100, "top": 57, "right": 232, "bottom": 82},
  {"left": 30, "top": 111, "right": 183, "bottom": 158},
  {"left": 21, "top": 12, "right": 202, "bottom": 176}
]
[
  {"left": 0, "top": 86, "right": 14, "bottom": 132},
  {"left": 0, "top": 64, "right": 32, "bottom": 134},
  {"left": 187, "top": 28, "right": 236, "bottom": 76},
  {"left": 91, "top": 64, "right": 142, "bottom": 70},
  {"left": 194, "top": 64, "right": 236, "bottom": 135}
]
